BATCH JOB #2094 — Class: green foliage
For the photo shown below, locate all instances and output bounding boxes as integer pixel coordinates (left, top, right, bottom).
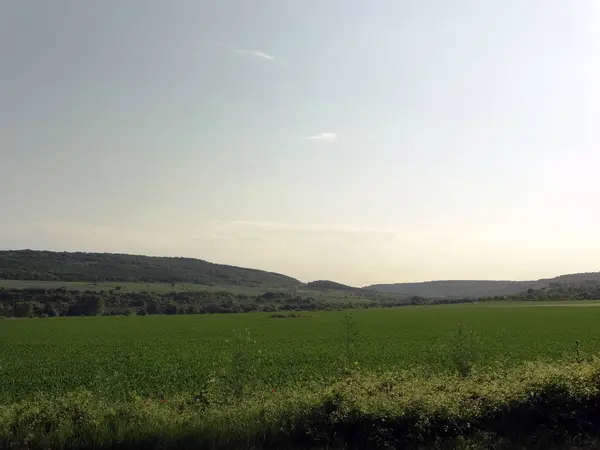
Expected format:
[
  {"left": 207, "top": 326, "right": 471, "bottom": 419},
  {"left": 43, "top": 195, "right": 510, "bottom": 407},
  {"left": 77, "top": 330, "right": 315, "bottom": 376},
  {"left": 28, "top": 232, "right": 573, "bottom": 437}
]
[
  {"left": 2, "top": 305, "right": 600, "bottom": 405},
  {"left": 503, "top": 283, "right": 600, "bottom": 302},
  {"left": 0, "top": 287, "right": 386, "bottom": 318},
  {"left": 370, "top": 274, "right": 600, "bottom": 299},
  {"left": 95, "top": 296, "right": 105, "bottom": 316},
  {"left": 448, "top": 323, "right": 480, "bottom": 377},
  {"left": 2, "top": 360, "right": 600, "bottom": 449},
  {"left": 307, "top": 279, "right": 375, "bottom": 295},
  {"left": 571, "top": 339, "right": 594, "bottom": 365},
  {"left": 0, "top": 283, "right": 503, "bottom": 319},
  {"left": 2, "top": 305, "right": 600, "bottom": 447},
  {"left": 217, "top": 328, "right": 262, "bottom": 401},
  {"left": 341, "top": 312, "right": 360, "bottom": 369},
  {"left": 0, "top": 250, "right": 300, "bottom": 287}
]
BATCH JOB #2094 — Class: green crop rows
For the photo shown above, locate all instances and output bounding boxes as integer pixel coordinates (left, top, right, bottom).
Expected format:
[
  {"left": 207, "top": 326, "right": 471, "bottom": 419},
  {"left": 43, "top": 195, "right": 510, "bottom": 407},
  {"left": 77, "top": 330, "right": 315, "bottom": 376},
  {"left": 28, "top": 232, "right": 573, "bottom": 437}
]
[{"left": 1, "top": 302, "right": 600, "bottom": 403}]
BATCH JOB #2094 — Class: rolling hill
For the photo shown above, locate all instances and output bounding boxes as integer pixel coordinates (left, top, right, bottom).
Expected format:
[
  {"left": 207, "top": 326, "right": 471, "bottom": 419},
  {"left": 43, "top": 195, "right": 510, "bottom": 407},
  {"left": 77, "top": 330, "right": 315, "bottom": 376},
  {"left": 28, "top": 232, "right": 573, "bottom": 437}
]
[
  {"left": 0, "top": 250, "right": 301, "bottom": 287},
  {"left": 305, "top": 280, "right": 371, "bottom": 293},
  {"left": 2, "top": 249, "right": 600, "bottom": 300},
  {"left": 368, "top": 273, "right": 600, "bottom": 299}
]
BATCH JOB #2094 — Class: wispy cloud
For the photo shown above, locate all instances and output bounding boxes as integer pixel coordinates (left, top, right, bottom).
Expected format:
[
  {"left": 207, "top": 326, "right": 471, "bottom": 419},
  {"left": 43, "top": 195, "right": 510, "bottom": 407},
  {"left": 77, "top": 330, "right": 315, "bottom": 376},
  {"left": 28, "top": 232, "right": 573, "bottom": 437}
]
[
  {"left": 307, "top": 132, "right": 338, "bottom": 143},
  {"left": 208, "top": 220, "right": 411, "bottom": 240},
  {"left": 233, "top": 48, "right": 274, "bottom": 61}
]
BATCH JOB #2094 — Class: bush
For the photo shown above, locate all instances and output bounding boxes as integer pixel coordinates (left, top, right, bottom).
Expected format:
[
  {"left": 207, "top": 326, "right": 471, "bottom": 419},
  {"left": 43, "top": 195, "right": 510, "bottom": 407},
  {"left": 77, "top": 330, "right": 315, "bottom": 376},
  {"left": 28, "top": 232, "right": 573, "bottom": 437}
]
[{"left": 3, "top": 359, "right": 600, "bottom": 449}]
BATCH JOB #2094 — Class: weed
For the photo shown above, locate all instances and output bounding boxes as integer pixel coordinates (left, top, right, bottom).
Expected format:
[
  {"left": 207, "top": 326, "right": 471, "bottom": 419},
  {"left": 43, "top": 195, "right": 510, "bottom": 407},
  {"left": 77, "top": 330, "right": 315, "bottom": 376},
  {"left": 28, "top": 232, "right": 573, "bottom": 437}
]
[
  {"left": 215, "top": 328, "right": 262, "bottom": 402},
  {"left": 573, "top": 339, "right": 590, "bottom": 364},
  {"left": 341, "top": 312, "right": 360, "bottom": 371},
  {"left": 448, "top": 323, "right": 480, "bottom": 377}
]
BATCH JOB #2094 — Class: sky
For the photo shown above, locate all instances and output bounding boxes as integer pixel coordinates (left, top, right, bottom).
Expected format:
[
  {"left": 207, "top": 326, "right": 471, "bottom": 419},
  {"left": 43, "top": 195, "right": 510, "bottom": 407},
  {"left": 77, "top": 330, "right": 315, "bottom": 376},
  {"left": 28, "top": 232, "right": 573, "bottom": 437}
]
[{"left": 2, "top": 1, "right": 600, "bottom": 286}]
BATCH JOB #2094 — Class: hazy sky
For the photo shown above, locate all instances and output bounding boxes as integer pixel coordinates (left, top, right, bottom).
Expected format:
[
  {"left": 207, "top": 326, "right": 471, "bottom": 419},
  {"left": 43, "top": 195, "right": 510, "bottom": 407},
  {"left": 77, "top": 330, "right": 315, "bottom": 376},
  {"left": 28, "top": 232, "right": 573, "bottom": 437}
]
[{"left": 2, "top": 1, "right": 600, "bottom": 286}]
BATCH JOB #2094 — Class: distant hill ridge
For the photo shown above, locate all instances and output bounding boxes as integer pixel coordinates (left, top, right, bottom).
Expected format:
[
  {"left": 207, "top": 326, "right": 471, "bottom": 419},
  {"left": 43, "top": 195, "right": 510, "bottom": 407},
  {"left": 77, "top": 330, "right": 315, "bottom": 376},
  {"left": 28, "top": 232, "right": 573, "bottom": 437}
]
[
  {"left": 0, "top": 250, "right": 300, "bottom": 287},
  {"left": 367, "top": 274, "right": 600, "bottom": 299},
  {"left": 306, "top": 280, "right": 376, "bottom": 294},
  {"left": 1, "top": 249, "right": 599, "bottom": 299}
]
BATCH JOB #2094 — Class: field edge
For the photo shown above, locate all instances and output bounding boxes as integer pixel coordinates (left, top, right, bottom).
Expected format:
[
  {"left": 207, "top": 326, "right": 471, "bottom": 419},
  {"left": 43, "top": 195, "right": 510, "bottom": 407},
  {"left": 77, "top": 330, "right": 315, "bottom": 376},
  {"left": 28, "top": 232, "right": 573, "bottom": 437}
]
[{"left": 3, "top": 358, "right": 600, "bottom": 449}]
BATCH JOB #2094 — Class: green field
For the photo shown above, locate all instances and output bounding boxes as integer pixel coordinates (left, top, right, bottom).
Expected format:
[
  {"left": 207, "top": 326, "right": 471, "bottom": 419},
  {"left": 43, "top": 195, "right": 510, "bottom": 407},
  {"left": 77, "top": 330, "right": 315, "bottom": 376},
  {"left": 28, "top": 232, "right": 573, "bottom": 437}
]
[
  {"left": 3, "top": 302, "right": 600, "bottom": 448},
  {"left": 1, "top": 302, "right": 599, "bottom": 403}
]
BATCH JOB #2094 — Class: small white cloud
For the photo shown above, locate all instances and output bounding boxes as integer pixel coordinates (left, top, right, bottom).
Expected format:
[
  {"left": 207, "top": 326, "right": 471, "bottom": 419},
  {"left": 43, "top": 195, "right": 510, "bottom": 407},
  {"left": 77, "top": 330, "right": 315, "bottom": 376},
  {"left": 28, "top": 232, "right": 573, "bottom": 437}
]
[
  {"left": 307, "top": 132, "right": 338, "bottom": 143},
  {"left": 234, "top": 48, "right": 274, "bottom": 61}
]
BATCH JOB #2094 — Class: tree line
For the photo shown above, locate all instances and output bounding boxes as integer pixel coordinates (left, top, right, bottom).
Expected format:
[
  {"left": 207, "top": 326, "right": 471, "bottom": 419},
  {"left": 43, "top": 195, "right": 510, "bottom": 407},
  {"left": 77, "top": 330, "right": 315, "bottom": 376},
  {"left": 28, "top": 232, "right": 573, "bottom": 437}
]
[
  {"left": 4, "top": 284, "right": 593, "bottom": 319},
  {"left": 0, "top": 288, "right": 374, "bottom": 318},
  {"left": 0, "top": 287, "right": 488, "bottom": 318},
  {"left": 480, "top": 283, "right": 600, "bottom": 302}
]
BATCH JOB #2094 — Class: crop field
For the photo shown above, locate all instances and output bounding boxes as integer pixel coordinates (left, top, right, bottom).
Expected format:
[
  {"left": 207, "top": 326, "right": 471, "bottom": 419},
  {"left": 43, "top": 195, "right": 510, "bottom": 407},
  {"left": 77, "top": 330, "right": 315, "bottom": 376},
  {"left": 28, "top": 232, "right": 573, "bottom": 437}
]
[{"left": 1, "top": 302, "right": 600, "bottom": 403}]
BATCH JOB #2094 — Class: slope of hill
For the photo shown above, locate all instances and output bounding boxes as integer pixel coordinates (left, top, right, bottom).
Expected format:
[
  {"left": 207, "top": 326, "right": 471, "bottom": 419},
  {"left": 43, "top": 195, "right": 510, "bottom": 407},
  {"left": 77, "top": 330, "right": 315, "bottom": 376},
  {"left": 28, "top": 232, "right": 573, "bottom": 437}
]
[
  {"left": 541, "top": 272, "right": 600, "bottom": 284},
  {"left": 368, "top": 273, "right": 600, "bottom": 299},
  {"left": 0, "top": 250, "right": 301, "bottom": 287},
  {"left": 306, "top": 280, "right": 364, "bottom": 293}
]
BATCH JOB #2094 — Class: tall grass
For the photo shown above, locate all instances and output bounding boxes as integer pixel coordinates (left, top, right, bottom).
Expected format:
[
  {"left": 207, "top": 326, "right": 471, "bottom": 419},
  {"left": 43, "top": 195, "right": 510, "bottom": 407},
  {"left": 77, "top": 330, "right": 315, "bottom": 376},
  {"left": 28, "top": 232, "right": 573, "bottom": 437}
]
[{"left": 3, "top": 359, "right": 600, "bottom": 449}]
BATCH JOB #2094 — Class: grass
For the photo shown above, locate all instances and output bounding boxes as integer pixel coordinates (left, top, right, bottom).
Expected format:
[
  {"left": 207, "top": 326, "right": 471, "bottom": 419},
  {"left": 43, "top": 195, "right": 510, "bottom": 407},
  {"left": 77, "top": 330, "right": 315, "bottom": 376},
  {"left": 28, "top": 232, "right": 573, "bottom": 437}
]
[{"left": 3, "top": 303, "right": 600, "bottom": 448}]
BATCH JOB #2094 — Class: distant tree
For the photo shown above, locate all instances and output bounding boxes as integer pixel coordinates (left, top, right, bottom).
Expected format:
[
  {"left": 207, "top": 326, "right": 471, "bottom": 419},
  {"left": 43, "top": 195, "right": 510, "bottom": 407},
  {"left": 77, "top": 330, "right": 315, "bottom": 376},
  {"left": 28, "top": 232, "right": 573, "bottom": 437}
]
[
  {"left": 14, "top": 301, "right": 33, "bottom": 318},
  {"left": 3, "top": 304, "right": 13, "bottom": 317},
  {"left": 409, "top": 296, "right": 425, "bottom": 305},
  {"left": 146, "top": 298, "right": 162, "bottom": 315},
  {"left": 165, "top": 303, "right": 178, "bottom": 315},
  {"left": 95, "top": 296, "right": 105, "bottom": 316},
  {"left": 42, "top": 302, "right": 59, "bottom": 317}
]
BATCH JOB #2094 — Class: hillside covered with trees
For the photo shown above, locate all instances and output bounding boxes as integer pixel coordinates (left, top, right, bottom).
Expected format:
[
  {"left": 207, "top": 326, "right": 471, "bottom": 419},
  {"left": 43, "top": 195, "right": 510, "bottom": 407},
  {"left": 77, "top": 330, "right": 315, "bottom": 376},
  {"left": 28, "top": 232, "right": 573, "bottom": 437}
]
[
  {"left": 3, "top": 250, "right": 600, "bottom": 301},
  {"left": 368, "top": 273, "right": 600, "bottom": 299},
  {"left": 0, "top": 250, "right": 300, "bottom": 287},
  {"left": 305, "top": 279, "right": 376, "bottom": 295},
  {"left": 493, "top": 281, "right": 600, "bottom": 302}
]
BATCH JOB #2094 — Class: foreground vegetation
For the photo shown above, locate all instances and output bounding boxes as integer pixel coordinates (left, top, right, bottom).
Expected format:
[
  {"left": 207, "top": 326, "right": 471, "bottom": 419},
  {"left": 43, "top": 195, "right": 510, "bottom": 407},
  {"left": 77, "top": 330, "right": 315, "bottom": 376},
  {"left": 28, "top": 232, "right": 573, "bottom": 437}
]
[
  {"left": 2, "top": 305, "right": 600, "bottom": 447},
  {"left": 4, "top": 359, "right": 600, "bottom": 449}
]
